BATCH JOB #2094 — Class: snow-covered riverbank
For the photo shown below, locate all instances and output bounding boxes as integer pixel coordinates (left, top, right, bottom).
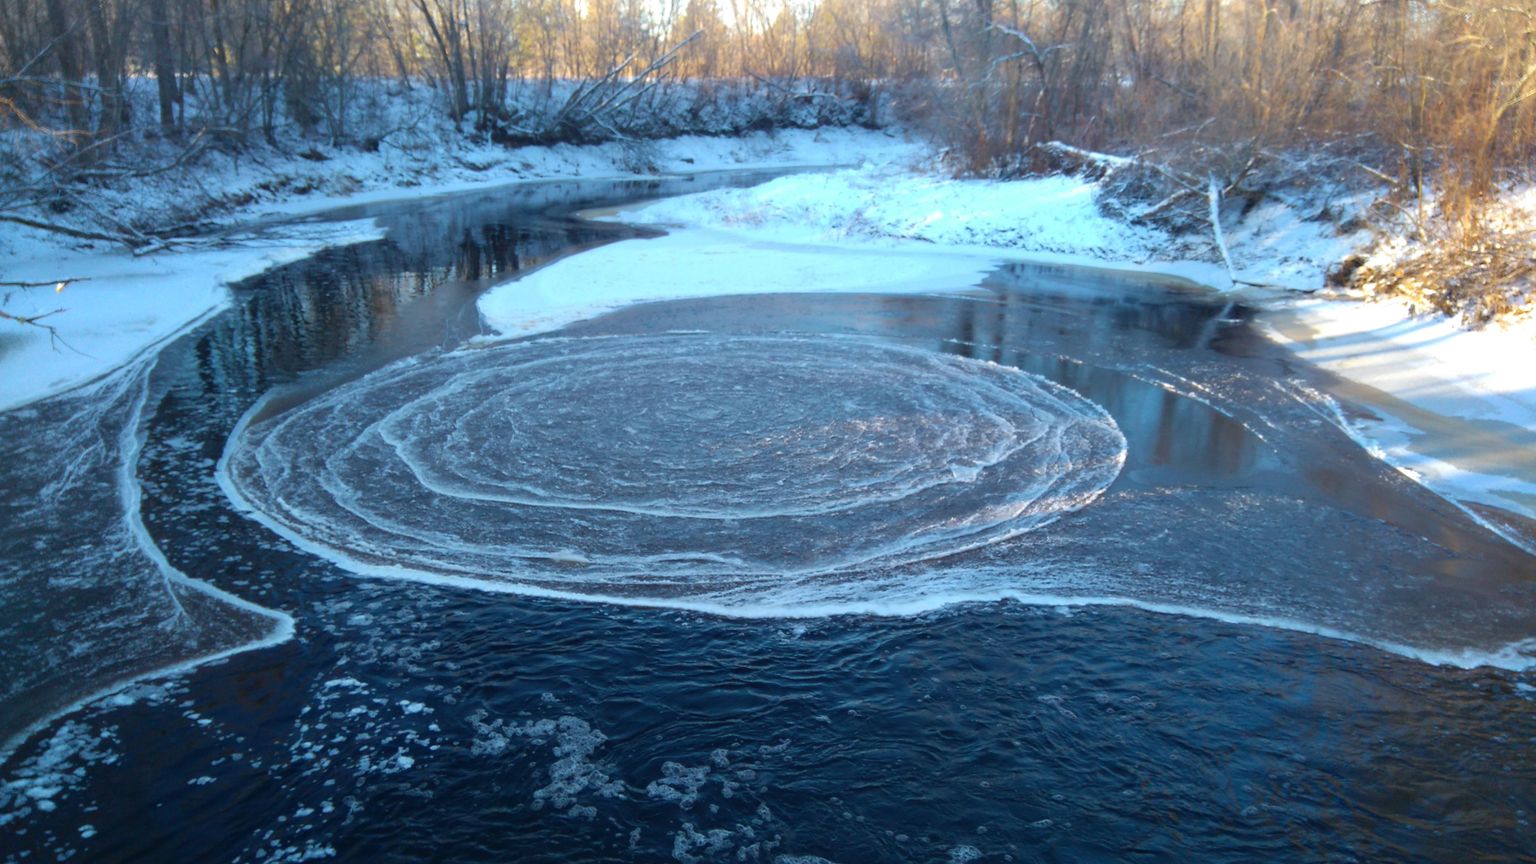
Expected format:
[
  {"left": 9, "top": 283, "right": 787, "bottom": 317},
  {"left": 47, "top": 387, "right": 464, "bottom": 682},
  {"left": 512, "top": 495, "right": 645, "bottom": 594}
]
[
  {"left": 481, "top": 161, "right": 1536, "bottom": 546},
  {"left": 0, "top": 127, "right": 918, "bottom": 412},
  {"left": 477, "top": 157, "right": 1362, "bottom": 339},
  {"left": 0, "top": 220, "right": 385, "bottom": 411},
  {"left": 1263, "top": 294, "right": 1536, "bottom": 548}
]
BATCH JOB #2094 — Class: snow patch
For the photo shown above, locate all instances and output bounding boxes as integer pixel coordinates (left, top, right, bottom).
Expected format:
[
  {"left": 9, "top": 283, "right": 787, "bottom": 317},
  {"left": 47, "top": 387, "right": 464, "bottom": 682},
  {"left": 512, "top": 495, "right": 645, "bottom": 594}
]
[
  {"left": 631, "top": 164, "right": 1167, "bottom": 263},
  {"left": 477, "top": 227, "right": 1002, "bottom": 339},
  {"left": 0, "top": 219, "right": 383, "bottom": 412},
  {"left": 1263, "top": 295, "right": 1536, "bottom": 544}
]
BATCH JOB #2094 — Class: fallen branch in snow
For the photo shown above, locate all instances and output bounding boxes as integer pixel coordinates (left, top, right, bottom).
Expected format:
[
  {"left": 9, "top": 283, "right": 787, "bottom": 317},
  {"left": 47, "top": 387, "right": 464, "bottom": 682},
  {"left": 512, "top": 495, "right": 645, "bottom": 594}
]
[
  {"left": 0, "top": 214, "right": 127, "bottom": 245},
  {"left": 1353, "top": 161, "right": 1398, "bottom": 187},
  {"left": 1140, "top": 158, "right": 1205, "bottom": 194},
  {"left": 745, "top": 71, "right": 844, "bottom": 102},
  {"left": 1026, "top": 140, "right": 1133, "bottom": 181},
  {"left": 67, "top": 130, "right": 211, "bottom": 183},
  {"left": 547, "top": 31, "right": 700, "bottom": 141},
  {"left": 1158, "top": 118, "right": 1217, "bottom": 140},
  {"left": 1208, "top": 174, "right": 1237, "bottom": 285},
  {"left": 1230, "top": 276, "right": 1296, "bottom": 291},
  {"left": 132, "top": 240, "right": 175, "bottom": 256},
  {"left": 0, "top": 278, "right": 87, "bottom": 290},
  {"left": 0, "top": 124, "right": 217, "bottom": 248},
  {"left": 1136, "top": 188, "right": 1200, "bottom": 221},
  {"left": 1029, "top": 142, "right": 1255, "bottom": 276},
  {"left": 1087, "top": 142, "right": 1299, "bottom": 268},
  {"left": 1038, "top": 140, "right": 1132, "bottom": 170}
]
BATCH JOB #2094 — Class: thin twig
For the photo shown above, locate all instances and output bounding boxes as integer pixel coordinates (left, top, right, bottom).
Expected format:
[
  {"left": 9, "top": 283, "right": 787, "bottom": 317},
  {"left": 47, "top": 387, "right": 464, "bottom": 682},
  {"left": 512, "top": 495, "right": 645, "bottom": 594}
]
[
  {"left": 0, "top": 306, "right": 86, "bottom": 354},
  {"left": 0, "top": 277, "right": 88, "bottom": 289}
]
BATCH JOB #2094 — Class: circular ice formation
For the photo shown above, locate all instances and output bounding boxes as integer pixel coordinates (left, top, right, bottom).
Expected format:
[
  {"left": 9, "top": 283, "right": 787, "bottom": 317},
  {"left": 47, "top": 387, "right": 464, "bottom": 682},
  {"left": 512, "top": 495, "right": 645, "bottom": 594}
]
[{"left": 224, "top": 334, "right": 1125, "bottom": 605}]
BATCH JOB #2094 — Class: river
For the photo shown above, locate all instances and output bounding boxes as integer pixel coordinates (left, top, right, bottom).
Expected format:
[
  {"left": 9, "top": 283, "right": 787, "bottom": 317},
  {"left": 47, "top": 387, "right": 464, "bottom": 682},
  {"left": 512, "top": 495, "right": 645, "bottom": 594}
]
[{"left": 1, "top": 173, "right": 1533, "bottom": 863}]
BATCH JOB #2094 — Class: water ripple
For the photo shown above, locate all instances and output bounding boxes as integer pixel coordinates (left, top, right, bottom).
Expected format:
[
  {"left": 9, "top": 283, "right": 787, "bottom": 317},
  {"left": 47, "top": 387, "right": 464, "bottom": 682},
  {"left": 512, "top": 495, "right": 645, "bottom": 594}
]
[{"left": 222, "top": 333, "right": 1125, "bottom": 608}]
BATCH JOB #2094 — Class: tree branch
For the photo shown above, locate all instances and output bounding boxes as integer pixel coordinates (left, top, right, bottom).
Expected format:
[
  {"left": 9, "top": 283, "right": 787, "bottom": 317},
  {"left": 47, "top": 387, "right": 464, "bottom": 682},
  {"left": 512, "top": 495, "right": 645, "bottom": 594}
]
[
  {"left": 0, "top": 214, "right": 128, "bottom": 244},
  {"left": 0, "top": 277, "right": 87, "bottom": 289},
  {"left": 0, "top": 306, "right": 83, "bottom": 353}
]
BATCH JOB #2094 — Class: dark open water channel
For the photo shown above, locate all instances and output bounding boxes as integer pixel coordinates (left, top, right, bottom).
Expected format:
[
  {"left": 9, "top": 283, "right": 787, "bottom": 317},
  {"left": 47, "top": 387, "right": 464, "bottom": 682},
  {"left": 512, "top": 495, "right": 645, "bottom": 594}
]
[{"left": 2, "top": 173, "right": 1535, "bottom": 863}]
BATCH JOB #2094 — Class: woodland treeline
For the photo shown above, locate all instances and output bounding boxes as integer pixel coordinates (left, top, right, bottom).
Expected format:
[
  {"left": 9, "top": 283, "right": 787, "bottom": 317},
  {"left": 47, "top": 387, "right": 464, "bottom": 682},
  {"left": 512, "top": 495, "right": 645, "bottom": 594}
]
[{"left": 4, "top": 0, "right": 1536, "bottom": 230}]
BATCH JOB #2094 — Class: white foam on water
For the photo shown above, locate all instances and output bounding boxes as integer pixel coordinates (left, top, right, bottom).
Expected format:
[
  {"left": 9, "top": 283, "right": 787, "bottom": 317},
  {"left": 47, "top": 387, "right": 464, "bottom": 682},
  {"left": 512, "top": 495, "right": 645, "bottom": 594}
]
[
  {"left": 215, "top": 330, "right": 1536, "bottom": 671},
  {"left": 222, "top": 332, "right": 1126, "bottom": 599},
  {"left": 972, "top": 592, "right": 1536, "bottom": 673},
  {"left": 214, "top": 494, "right": 1536, "bottom": 673},
  {"left": 1, "top": 360, "right": 294, "bottom": 767},
  {"left": 119, "top": 370, "right": 297, "bottom": 655}
]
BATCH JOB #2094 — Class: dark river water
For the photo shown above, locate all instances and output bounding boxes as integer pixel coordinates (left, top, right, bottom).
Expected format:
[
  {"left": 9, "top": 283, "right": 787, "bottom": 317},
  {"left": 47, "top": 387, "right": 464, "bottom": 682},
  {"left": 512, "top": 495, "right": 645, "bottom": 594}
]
[{"left": 2, "top": 173, "right": 1535, "bottom": 864}]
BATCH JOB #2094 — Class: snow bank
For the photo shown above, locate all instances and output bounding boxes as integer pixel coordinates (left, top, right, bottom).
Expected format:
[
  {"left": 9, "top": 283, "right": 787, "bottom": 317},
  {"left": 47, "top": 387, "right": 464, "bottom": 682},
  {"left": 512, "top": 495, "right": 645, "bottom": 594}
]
[
  {"left": 477, "top": 162, "right": 1220, "bottom": 341},
  {"left": 477, "top": 226, "right": 1003, "bottom": 339},
  {"left": 611, "top": 162, "right": 1367, "bottom": 293},
  {"left": 1262, "top": 295, "right": 1536, "bottom": 543},
  {"left": 632, "top": 165, "right": 1169, "bottom": 263},
  {"left": 478, "top": 160, "right": 1362, "bottom": 343},
  {"left": 1257, "top": 183, "right": 1536, "bottom": 540},
  {"left": 104, "top": 127, "right": 920, "bottom": 227},
  {"left": 0, "top": 221, "right": 384, "bottom": 412},
  {"left": 1220, "top": 196, "right": 1373, "bottom": 292},
  {"left": 0, "top": 128, "right": 918, "bottom": 411}
]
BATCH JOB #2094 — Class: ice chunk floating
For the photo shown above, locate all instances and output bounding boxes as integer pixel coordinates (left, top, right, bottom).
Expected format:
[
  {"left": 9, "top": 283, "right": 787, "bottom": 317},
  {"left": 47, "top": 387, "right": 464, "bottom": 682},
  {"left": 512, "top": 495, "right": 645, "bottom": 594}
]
[{"left": 223, "top": 333, "right": 1125, "bottom": 608}]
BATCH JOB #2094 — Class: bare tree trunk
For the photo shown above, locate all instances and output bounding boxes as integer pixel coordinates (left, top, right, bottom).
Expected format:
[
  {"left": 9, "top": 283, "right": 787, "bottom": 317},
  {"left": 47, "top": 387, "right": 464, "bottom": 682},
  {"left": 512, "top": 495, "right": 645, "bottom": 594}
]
[
  {"left": 85, "top": 0, "right": 128, "bottom": 150},
  {"left": 42, "top": 0, "right": 89, "bottom": 135},
  {"left": 414, "top": 0, "right": 470, "bottom": 120},
  {"left": 148, "top": 0, "right": 179, "bottom": 130}
]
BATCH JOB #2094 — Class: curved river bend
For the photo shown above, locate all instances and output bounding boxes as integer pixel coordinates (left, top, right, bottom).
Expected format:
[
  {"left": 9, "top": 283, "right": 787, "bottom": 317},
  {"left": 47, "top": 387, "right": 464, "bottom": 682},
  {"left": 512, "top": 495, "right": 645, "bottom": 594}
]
[{"left": 1, "top": 173, "right": 1534, "bottom": 863}]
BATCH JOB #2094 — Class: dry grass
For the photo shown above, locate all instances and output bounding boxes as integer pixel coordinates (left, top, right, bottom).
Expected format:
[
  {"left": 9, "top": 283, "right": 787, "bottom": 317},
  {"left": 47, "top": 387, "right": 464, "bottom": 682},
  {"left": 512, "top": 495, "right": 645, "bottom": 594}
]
[{"left": 1347, "top": 201, "right": 1536, "bottom": 326}]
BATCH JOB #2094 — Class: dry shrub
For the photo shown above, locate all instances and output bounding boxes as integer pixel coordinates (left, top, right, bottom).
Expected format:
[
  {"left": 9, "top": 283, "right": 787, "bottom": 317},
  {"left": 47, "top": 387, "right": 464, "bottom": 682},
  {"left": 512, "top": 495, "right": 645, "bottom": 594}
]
[
  {"left": 900, "top": 0, "right": 1536, "bottom": 324},
  {"left": 1349, "top": 212, "right": 1536, "bottom": 326}
]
